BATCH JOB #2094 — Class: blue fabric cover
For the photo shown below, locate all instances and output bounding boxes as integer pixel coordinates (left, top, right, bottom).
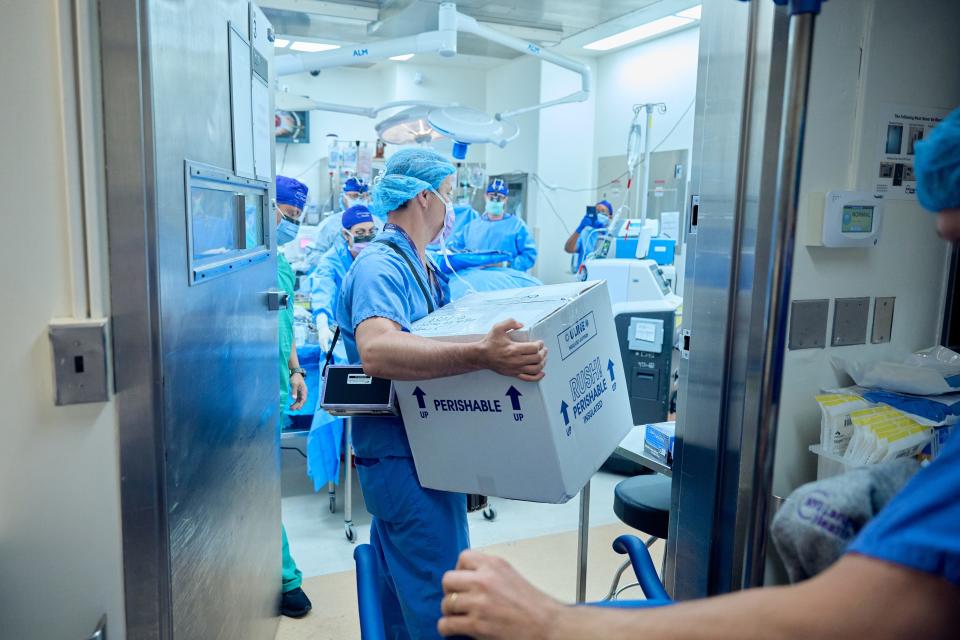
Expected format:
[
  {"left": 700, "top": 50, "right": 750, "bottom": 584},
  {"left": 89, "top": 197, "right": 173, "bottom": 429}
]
[{"left": 915, "top": 107, "right": 960, "bottom": 212}]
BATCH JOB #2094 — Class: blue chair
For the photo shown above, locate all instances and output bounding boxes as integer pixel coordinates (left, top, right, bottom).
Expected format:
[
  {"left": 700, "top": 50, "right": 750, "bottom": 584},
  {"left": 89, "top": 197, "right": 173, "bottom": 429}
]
[
  {"left": 604, "top": 473, "right": 671, "bottom": 601},
  {"left": 353, "top": 534, "right": 673, "bottom": 639}
]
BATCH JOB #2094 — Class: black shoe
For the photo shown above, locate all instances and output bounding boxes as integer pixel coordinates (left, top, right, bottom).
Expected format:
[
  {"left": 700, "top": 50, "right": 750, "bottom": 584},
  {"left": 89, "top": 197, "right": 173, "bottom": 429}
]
[{"left": 281, "top": 587, "right": 313, "bottom": 618}]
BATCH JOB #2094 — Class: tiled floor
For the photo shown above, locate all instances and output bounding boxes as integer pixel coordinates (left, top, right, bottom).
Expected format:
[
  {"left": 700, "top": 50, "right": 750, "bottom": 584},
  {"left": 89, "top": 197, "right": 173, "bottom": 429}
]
[
  {"left": 275, "top": 522, "right": 662, "bottom": 640},
  {"left": 280, "top": 445, "right": 627, "bottom": 578}
]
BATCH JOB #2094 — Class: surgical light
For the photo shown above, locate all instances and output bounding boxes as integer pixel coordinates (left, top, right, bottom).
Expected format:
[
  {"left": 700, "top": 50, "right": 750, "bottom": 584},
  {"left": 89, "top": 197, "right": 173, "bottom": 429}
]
[
  {"left": 583, "top": 14, "right": 695, "bottom": 51},
  {"left": 375, "top": 106, "right": 444, "bottom": 145},
  {"left": 389, "top": 54, "right": 415, "bottom": 61},
  {"left": 274, "top": 38, "right": 290, "bottom": 48},
  {"left": 428, "top": 106, "right": 519, "bottom": 160},
  {"left": 289, "top": 41, "right": 340, "bottom": 53},
  {"left": 676, "top": 5, "right": 703, "bottom": 21}
]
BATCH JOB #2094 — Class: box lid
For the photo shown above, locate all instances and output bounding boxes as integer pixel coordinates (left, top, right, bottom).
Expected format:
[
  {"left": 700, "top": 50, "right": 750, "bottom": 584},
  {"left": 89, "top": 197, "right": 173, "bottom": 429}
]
[{"left": 412, "top": 281, "right": 600, "bottom": 338}]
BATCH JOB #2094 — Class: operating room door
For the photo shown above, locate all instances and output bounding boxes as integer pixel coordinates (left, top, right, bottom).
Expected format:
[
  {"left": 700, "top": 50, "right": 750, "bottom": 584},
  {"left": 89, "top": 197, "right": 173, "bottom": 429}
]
[{"left": 101, "top": 1, "right": 280, "bottom": 638}]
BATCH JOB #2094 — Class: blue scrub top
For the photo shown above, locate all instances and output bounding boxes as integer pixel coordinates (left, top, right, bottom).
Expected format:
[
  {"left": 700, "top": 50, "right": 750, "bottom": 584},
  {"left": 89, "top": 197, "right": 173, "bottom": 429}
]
[
  {"left": 335, "top": 225, "right": 450, "bottom": 459},
  {"left": 450, "top": 214, "right": 538, "bottom": 272},
  {"left": 848, "top": 434, "right": 960, "bottom": 586},
  {"left": 307, "top": 240, "right": 354, "bottom": 327}
]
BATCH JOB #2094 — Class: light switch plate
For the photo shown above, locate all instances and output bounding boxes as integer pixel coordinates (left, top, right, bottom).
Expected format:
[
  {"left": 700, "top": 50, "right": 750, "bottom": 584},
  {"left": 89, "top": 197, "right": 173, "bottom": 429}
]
[
  {"left": 789, "top": 299, "right": 829, "bottom": 349},
  {"left": 48, "top": 319, "right": 109, "bottom": 405},
  {"left": 832, "top": 297, "right": 870, "bottom": 346},
  {"left": 872, "top": 296, "right": 895, "bottom": 344}
]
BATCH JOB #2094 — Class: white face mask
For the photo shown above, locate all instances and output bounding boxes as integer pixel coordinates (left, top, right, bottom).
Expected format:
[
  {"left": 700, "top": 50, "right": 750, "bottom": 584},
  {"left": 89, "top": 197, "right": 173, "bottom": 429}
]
[{"left": 430, "top": 189, "right": 455, "bottom": 246}]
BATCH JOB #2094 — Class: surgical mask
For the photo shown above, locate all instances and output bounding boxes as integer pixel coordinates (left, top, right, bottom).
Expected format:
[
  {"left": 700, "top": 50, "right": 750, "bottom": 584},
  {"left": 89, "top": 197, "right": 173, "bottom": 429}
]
[
  {"left": 347, "top": 231, "right": 376, "bottom": 257},
  {"left": 342, "top": 195, "right": 361, "bottom": 210},
  {"left": 430, "top": 189, "right": 456, "bottom": 246},
  {"left": 485, "top": 200, "right": 505, "bottom": 218},
  {"left": 431, "top": 189, "right": 477, "bottom": 296},
  {"left": 276, "top": 213, "right": 300, "bottom": 246}
]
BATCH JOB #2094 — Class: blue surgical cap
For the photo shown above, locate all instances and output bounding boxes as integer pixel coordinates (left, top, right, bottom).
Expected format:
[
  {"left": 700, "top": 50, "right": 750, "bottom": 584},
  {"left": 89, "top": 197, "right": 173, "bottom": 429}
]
[
  {"left": 343, "top": 176, "right": 369, "bottom": 194},
  {"left": 342, "top": 204, "right": 374, "bottom": 230},
  {"left": 486, "top": 178, "right": 509, "bottom": 196},
  {"left": 597, "top": 200, "right": 614, "bottom": 216},
  {"left": 372, "top": 148, "right": 456, "bottom": 218},
  {"left": 276, "top": 175, "right": 308, "bottom": 210},
  {"left": 916, "top": 107, "right": 960, "bottom": 212}
]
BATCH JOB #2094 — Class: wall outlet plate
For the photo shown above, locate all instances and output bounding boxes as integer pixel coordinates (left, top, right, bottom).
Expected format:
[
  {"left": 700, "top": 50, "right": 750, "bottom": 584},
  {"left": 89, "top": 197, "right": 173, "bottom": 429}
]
[
  {"left": 789, "top": 299, "right": 829, "bottom": 350},
  {"left": 872, "top": 297, "right": 895, "bottom": 344},
  {"left": 832, "top": 297, "right": 870, "bottom": 346}
]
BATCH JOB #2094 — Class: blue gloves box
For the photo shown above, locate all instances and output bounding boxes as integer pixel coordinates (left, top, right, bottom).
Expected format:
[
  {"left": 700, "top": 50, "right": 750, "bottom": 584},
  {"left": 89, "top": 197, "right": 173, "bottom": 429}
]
[{"left": 643, "top": 422, "right": 676, "bottom": 467}]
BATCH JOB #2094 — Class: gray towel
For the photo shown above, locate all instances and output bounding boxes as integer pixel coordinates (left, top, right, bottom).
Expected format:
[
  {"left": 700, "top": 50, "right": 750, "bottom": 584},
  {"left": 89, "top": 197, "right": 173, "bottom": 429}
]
[{"left": 771, "top": 459, "right": 919, "bottom": 582}]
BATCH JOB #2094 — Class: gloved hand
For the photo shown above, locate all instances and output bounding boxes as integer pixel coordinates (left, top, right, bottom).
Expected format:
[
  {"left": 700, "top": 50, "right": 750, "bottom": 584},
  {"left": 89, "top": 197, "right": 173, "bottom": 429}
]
[
  {"left": 576, "top": 214, "right": 606, "bottom": 233},
  {"left": 316, "top": 317, "right": 335, "bottom": 352}
]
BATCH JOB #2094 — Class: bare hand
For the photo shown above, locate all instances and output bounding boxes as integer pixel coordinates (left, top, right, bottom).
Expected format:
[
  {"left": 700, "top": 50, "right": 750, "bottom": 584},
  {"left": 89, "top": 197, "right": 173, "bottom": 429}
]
[
  {"left": 438, "top": 551, "right": 563, "bottom": 640},
  {"left": 289, "top": 372, "right": 307, "bottom": 410},
  {"left": 478, "top": 319, "right": 547, "bottom": 382}
]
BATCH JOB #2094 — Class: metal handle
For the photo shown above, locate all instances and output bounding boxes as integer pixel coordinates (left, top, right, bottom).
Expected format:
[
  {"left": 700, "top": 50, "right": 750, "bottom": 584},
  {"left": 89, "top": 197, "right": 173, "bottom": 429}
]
[
  {"left": 267, "top": 290, "right": 289, "bottom": 311},
  {"left": 86, "top": 615, "right": 107, "bottom": 640},
  {"left": 741, "top": 10, "right": 818, "bottom": 589}
]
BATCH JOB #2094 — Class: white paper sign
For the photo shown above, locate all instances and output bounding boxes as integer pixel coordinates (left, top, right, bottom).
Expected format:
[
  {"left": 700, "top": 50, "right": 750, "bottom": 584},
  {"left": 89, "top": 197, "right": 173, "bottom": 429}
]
[{"left": 874, "top": 104, "right": 950, "bottom": 201}]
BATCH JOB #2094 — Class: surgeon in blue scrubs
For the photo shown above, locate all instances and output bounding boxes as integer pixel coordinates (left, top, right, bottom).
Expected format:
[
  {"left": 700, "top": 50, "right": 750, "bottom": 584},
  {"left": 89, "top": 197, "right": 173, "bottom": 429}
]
[
  {"left": 335, "top": 148, "right": 548, "bottom": 639},
  {"left": 449, "top": 179, "right": 537, "bottom": 272},
  {"left": 563, "top": 199, "right": 613, "bottom": 273},
  {"left": 307, "top": 204, "right": 377, "bottom": 337},
  {"left": 310, "top": 177, "right": 380, "bottom": 260}
]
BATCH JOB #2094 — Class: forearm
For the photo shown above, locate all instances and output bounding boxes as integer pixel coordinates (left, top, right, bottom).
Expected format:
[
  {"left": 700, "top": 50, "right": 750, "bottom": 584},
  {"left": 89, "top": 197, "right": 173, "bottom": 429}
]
[
  {"left": 362, "top": 332, "right": 482, "bottom": 381},
  {"left": 546, "top": 586, "right": 803, "bottom": 640},
  {"left": 564, "top": 232, "right": 580, "bottom": 254},
  {"left": 288, "top": 339, "right": 300, "bottom": 369},
  {"left": 546, "top": 556, "right": 959, "bottom": 640}
]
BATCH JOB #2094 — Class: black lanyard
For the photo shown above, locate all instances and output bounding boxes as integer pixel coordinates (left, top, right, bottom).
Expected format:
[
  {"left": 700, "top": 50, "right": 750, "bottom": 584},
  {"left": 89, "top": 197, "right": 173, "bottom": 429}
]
[{"left": 380, "top": 225, "right": 442, "bottom": 311}]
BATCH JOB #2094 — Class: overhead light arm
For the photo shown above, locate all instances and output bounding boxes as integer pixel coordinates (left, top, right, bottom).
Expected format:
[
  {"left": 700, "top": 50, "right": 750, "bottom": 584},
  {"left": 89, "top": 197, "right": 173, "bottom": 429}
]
[
  {"left": 452, "top": 12, "right": 592, "bottom": 120},
  {"left": 275, "top": 2, "right": 591, "bottom": 121},
  {"left": 275, "top": 93, "right": 451, "bottom": 119}
]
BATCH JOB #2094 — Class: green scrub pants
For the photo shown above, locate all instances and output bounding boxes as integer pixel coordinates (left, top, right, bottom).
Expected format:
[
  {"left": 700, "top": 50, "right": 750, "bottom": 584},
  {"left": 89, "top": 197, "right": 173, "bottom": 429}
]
[{"left": 282, "top": 524, "right": 303, "bottom": 593}]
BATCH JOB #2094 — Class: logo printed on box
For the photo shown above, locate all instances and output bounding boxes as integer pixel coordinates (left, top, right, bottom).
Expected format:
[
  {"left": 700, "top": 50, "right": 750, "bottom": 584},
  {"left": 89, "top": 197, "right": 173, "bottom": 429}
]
[
  {"left": 557, "top": 312, "right": 597, "bottom": 361},
  {"left": 561, "top": 355, "right": 617, "bottom": 436}
]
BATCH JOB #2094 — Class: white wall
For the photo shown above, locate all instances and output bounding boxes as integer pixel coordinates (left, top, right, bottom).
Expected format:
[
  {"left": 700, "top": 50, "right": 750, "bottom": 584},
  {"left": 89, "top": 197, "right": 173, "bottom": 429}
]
[
  {"left": 0, "top": 1, "right": 125, "bottom": 638},
  {"left": 773, "top": 0, "right": 960, "bottom": 496},
  {"left": 593, "top": 27, "right": 700, "bottom": 161},
  {"left": 533, "top": 59, "right": 597, "bottom": 283}
]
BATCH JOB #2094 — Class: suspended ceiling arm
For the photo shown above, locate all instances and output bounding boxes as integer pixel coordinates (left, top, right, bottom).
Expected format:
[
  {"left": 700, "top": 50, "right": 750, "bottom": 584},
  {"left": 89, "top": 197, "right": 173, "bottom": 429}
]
[
  {"left": 275, "top": 94, "right": 450, "bottom": 119},
  {"left": 274, "top": 2, "right": 591, "bottom": 121},
  {"left": 452, "top": 11, "right": 592, "bottom": 120}
]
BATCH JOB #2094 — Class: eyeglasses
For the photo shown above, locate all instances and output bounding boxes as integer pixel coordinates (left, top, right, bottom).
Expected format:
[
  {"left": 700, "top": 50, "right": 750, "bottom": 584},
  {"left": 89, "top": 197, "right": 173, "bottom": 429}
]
[{"left": 486, "top": 194, "right": 506, "bottom": 202}]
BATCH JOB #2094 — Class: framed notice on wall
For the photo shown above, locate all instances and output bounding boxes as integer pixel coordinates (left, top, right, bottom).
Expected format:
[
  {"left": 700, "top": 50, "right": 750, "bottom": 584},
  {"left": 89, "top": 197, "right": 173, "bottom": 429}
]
[{"left": 873, "top": 104, "right": 950, "bottom": 201}]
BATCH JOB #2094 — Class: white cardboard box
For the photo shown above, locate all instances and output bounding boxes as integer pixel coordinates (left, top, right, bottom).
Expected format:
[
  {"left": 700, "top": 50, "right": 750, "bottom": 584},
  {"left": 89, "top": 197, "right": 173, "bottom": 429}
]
[{"left": 395, "top": 281, "right": 633, "bottom": 503}]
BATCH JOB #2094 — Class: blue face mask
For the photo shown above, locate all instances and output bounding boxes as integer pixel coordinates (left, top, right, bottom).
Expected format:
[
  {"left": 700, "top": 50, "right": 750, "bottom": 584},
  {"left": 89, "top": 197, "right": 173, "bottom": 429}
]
[
  {"left": 276, "top": 216, "right": 300, "bottom": 246},
  {"left": 485, "top": 200, "right": 505, "bottom": 218}
]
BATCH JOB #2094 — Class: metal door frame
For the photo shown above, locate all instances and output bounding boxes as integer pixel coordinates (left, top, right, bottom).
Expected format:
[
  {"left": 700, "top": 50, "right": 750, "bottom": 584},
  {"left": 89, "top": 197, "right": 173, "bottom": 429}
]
[{"left": 99, "top": 1, "right": 171, "bottom": 636}]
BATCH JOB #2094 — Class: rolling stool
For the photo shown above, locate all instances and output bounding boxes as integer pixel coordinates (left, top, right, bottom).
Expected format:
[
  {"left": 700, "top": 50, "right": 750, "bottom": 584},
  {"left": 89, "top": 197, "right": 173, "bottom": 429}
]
[{"left": 605, "top": 473, "right": 671, "bottom": 600}]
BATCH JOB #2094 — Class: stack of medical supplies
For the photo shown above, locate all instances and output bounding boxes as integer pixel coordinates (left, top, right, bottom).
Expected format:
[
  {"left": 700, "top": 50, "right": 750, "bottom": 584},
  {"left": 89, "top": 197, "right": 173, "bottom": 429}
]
[{"left": 813, "top": 347, "right": 960, "bottom": 476}]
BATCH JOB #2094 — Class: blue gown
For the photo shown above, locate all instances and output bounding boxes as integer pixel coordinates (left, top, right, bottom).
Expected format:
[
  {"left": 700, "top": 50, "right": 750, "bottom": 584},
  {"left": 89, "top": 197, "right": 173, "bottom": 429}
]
[
  {"left": 301, "top": 241, "right": 354, "bottom": 490},
  {"left": 335, "top": 226, "right": 469, "bottom": 640},
  {"left": 449, "top": 214, "right": 537, "bottom": 272}
]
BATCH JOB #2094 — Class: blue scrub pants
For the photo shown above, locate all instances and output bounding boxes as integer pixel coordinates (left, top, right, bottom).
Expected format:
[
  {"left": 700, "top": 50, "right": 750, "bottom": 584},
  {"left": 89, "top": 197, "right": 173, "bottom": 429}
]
[{"left": 356, "top": 456, "right": 469, "bottom": 640}]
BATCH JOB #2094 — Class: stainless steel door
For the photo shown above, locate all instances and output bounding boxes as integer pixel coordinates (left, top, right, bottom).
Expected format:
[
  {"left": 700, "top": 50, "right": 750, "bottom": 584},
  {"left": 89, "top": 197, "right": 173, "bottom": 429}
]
[
  {"left": 666, "top": 0, "right": 790, "bottom": 599},
  {"left": 101, "top": 1, "right": 279, "bottom": 638}
]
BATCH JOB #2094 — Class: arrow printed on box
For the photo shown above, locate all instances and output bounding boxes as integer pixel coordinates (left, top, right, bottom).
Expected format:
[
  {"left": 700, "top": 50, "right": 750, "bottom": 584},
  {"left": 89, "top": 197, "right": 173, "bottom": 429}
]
[
  {"left": 505, "top": 386, "right": 523, "bottom": 411},
  {"left": 560, "top": 400, "right": 570, "bottom": 426},
  {"left": 412, "top": 386, "right": 427, "bottom": 410},
  {"left": 607, "top": 359, "right": 616, "bottom": 383}
]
